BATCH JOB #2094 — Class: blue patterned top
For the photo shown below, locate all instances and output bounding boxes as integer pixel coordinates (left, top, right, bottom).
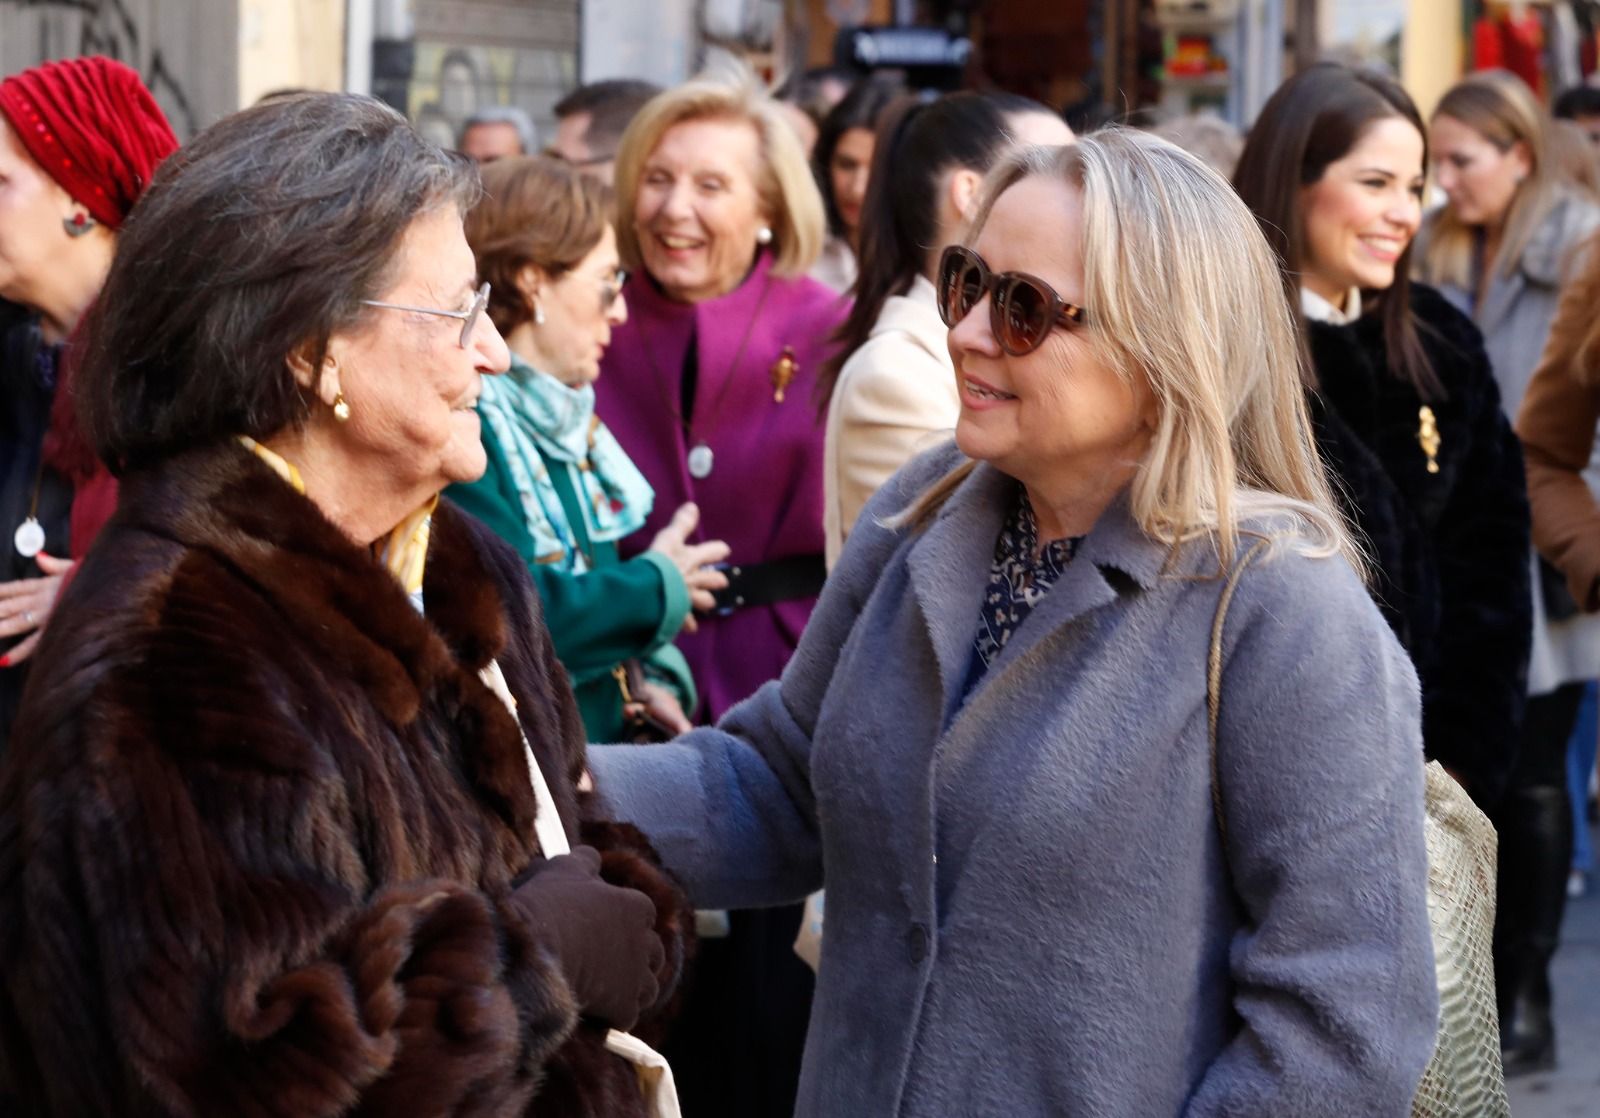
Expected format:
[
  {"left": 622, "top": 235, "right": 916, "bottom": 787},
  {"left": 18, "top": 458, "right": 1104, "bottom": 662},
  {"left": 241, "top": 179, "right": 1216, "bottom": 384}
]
[{"left": 970, "top": 488, "right": 1084, "bottom": 682}]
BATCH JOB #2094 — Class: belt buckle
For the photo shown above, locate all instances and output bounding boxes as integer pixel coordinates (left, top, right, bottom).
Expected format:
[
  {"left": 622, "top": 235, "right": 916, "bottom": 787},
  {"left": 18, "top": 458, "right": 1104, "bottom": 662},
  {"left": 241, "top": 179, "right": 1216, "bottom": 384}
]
[{"left": 709, "top": 561, "right": 742, "bottom": 617}]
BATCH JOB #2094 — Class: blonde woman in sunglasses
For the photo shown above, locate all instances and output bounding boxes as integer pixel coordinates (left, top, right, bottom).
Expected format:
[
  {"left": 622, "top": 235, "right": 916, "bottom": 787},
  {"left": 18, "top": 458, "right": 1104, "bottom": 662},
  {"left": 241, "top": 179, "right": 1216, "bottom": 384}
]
[{"left": 589, "top": 129, "right": 1437, "bottom": 1116}]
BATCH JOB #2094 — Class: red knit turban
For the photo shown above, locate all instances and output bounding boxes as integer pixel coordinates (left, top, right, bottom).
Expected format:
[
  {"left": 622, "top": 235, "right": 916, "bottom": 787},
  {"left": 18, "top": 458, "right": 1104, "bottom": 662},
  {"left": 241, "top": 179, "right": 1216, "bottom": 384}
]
[{"left": 0, "top": 56, "right": 178, "bottom": 230}]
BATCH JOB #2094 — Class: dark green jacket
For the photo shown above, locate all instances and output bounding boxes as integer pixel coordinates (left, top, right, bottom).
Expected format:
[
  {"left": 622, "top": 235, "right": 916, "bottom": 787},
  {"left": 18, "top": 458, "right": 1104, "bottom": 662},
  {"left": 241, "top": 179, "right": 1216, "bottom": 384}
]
[{"left": 447, "top": 415, "right": 693, "bottom": 740}]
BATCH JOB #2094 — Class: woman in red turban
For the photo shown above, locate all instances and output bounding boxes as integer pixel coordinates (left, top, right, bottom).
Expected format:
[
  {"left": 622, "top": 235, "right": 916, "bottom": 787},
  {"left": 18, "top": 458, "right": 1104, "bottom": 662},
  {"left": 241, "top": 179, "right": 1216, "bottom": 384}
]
[{"left": 0, "top": 56, "right": 177, "bottom": 745}]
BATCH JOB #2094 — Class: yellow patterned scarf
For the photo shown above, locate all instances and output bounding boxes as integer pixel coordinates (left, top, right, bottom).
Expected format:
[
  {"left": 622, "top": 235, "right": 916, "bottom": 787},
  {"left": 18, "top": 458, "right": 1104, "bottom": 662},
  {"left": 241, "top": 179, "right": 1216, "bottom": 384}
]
[{"left": 238, "top": 436, "right": 435, "bottom": 595}]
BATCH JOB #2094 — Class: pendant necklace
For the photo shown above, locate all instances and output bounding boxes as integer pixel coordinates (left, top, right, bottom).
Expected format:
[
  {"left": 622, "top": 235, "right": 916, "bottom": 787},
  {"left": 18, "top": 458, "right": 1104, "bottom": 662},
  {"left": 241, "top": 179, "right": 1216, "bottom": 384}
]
[
  {"left": 639, "top": 276, "right": 774, "bottom": 482},
  {"left": 12, "top": 459, "right": 46, "bottom": 558},
  {"left": 687, "top": 442, "right": 715, "bottom": 479}
]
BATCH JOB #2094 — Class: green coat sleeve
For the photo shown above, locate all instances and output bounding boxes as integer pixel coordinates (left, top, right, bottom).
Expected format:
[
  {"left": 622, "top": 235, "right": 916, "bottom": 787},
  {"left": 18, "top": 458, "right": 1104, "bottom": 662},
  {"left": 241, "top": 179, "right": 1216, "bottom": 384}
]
[{"left": 444, "top": 419, "right": 693, "bottom": 684}]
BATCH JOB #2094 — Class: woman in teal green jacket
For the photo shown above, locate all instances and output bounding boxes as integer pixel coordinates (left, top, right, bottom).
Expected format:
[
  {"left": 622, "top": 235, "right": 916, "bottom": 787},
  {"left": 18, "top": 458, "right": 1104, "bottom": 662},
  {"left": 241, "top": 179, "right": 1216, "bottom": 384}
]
[{"left": 449, "top": 155, "right": 728, "bottom": 739}]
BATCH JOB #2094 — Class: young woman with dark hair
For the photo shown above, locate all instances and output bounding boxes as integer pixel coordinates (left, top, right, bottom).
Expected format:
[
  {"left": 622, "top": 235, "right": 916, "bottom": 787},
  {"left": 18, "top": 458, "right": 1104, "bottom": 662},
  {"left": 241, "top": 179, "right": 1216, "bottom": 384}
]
[
  {"left": 819, "top": 91, "right": 1072, "bottom": 563},
  {"left": 1234, "top": 63, "right": 1532, "bottom": 813},
  {"left": 808, "top": 78, "right": 900, "bottom": 293}
]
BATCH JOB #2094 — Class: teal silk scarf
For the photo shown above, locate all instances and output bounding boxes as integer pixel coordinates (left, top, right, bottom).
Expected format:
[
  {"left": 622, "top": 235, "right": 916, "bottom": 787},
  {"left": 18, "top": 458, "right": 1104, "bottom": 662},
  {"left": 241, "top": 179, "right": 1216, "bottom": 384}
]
[{"left": 476, "top": 354, "right": 654, "bottom": 573}]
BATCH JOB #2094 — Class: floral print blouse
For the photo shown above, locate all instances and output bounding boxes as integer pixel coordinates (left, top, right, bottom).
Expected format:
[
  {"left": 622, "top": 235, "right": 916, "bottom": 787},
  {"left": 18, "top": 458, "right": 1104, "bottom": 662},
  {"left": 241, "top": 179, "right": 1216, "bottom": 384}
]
[{"left": 969, "top": 487, "right": 1084, "bottom": 686}]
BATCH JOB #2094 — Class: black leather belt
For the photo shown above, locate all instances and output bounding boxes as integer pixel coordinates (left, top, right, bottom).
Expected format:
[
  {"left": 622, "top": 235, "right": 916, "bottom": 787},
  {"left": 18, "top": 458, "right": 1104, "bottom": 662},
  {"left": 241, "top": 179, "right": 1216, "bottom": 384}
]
[{"left": 710, "top": 554, "right": 827, "bottom": 616}]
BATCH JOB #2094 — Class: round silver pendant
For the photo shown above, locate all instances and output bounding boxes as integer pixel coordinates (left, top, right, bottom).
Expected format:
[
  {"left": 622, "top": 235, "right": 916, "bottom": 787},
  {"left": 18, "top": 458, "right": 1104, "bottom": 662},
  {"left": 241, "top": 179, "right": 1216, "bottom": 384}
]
[
  {"left": 13, "top": 517, "right": 44, "bottom": 559},
  {"left": 687, "top": 443, "right": 714, "bottom": 480}
]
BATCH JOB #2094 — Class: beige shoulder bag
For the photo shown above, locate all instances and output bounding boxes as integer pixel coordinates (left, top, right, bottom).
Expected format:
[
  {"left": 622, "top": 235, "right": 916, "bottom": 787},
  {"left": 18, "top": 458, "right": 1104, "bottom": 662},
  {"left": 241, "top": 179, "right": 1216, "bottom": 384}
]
[
  {"left": 1207, "top": 541, "right": 1508, "bottom": 1118},
  {"left": 481, "top": 662, "right": 683, "bottom": 1118}
]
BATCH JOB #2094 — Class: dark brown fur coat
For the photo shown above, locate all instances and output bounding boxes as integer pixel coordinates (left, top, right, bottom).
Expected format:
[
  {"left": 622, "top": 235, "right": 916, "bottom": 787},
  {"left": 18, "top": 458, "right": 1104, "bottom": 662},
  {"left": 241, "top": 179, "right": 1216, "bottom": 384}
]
[{"left": 0, "top": 443, "right": 692, "bottom": 1116}]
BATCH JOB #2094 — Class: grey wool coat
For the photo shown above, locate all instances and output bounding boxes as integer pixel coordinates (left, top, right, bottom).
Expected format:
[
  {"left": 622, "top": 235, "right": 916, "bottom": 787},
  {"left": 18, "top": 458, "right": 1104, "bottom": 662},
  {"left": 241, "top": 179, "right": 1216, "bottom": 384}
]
[{"left": 589, "top": 442, "right": 1438, "bottom": 1117}]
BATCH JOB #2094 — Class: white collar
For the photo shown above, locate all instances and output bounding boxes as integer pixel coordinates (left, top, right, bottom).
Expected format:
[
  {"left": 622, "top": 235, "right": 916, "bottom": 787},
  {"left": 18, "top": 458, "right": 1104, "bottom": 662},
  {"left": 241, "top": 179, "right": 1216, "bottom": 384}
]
[{"left": 1299, "top": 286, "right": 1364, "bottom": 326}]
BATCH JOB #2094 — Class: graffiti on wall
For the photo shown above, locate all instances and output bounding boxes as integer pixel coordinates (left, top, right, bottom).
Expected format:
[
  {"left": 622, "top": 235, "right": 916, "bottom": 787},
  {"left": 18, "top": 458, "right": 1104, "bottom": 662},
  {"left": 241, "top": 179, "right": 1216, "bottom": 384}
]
[{"left": 13, "top": 0, "right": 201, "bottom": 135}]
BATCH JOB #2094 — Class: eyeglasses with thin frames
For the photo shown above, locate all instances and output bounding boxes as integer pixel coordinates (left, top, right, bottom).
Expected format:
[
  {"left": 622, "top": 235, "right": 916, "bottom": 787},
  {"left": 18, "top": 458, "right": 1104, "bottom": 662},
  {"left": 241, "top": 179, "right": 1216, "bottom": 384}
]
[
  {"left": 601, "top": 269, "right": 629, "bottom": 312},
  {"left": 362, "top": 281, "right": 491, "bottom": 348}
]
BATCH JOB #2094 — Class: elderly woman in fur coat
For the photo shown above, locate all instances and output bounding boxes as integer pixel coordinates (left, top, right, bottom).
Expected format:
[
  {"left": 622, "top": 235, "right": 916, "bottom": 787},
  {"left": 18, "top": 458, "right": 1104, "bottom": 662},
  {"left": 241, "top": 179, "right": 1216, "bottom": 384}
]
[
  {"left": 589, "top": 133, "right": 1437, "bottom": 1116},
  {"left": 0, "top": 94, "right": 691, "bottom": 1117}
]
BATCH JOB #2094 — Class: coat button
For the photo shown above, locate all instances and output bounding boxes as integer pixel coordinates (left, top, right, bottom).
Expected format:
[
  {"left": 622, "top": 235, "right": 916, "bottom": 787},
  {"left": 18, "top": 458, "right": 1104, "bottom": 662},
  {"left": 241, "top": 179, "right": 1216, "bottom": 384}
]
[{"left": 907, "top": 923, "right": 930, "bottom": 964}]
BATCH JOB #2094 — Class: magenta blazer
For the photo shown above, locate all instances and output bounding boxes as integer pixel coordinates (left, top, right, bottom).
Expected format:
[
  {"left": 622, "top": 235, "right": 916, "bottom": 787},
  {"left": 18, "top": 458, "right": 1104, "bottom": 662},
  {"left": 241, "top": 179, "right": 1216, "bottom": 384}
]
[{"left": 596, "top": 252, "right": 849, "bottom": 721}]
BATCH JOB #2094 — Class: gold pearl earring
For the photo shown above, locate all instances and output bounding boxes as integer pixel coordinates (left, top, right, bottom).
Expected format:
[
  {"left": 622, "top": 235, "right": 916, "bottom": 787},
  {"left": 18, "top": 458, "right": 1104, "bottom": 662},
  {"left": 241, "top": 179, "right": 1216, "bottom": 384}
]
[{"left": 332, "top": 393, "right": 351, "bottom": 422}]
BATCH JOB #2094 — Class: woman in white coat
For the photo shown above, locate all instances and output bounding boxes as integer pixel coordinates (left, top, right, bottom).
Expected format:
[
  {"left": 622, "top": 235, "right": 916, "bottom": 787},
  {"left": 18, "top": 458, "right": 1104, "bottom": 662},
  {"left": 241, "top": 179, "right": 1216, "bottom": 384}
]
[{"left": 819, "top": 91, "right": 1072, "bottom": 565}]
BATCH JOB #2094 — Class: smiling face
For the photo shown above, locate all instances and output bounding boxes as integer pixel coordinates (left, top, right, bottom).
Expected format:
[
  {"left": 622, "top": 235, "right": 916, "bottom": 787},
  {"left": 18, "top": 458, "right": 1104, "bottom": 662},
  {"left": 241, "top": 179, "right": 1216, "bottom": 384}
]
[
  {"left": 328, "top": 205, "right": 509, "bottom": 497},
  {"left": 948, "top": 174, "right": 1154, "bottom": 497},
  {"left": 1299, "top": 115, "right": 1426, "bottom": 302},
  {"left": 829, "top": 126, "right": 875, "bottom": 238},
  {"left": 633, "top": 116, "right": 770, "bottom": 303},
  {"left": 1430, "top": 113, "right": 1530, "bottom": 228},
  {"left": 523, "top": 222, "right": 627, "bottom": 387}
]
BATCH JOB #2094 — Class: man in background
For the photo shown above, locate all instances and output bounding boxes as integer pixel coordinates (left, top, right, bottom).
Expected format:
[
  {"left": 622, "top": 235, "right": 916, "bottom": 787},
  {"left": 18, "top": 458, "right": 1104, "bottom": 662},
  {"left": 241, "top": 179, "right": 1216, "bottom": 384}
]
[
  {"left": 458, "top": 105, "right": 536, "bottom": 163},
  {"left": 549, "top": 79, "right": 661, "bottom": 184}
]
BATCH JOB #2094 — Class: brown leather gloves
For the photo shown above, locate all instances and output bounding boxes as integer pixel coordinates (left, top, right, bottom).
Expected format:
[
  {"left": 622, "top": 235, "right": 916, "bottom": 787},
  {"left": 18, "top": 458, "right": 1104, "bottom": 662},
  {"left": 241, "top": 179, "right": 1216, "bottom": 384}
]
[{"left": 510, "top": 846, "right": 665, "bottom": 1030}]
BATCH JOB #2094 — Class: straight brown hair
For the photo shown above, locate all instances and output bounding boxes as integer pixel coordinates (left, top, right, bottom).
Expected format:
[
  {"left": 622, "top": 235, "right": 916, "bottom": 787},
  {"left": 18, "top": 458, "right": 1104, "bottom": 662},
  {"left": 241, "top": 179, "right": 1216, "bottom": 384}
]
[
  {"left": 1233, "top": 64, "right": 1441, "bottom": 400},
  {"left": 467, "top": 155, "right": 614, "bottom": 335}
]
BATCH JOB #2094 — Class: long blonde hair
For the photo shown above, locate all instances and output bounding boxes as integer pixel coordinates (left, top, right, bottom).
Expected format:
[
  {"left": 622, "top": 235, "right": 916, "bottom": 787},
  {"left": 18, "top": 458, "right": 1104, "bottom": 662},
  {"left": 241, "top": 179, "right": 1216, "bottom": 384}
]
[
  {"left": 1419, "top": 70, "right": 1558, "bottom": 288},
  {"left": 899, "top": 130, "right": 1358, "bottom": 574},
  {"left": 611, "top": 75, "right": 825, "bottom": 279}
]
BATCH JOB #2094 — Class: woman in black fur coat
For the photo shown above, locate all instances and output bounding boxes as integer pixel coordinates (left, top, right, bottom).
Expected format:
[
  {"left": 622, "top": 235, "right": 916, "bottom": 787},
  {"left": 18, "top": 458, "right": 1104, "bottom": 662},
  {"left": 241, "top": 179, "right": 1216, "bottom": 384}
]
[
  {"left": 1235, "top": 64, "right": 1532, "bottom": 811},
  {"left": 0, "top": 94, "right": 692, "bottom": 1117}
]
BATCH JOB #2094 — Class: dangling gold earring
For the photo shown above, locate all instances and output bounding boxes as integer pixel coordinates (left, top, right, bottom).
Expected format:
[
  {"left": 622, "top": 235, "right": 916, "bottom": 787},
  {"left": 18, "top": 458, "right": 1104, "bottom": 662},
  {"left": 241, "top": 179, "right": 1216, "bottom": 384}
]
[{"left": 332, "top": 393, "right": 351, "bottom": 422}]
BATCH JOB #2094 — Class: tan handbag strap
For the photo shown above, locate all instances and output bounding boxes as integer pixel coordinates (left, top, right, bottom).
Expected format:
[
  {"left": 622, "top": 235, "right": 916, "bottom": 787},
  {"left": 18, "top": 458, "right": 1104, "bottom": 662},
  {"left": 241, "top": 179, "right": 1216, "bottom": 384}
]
[{"left": 1206, "top": 537, "right": 1271, "bottom": 846}]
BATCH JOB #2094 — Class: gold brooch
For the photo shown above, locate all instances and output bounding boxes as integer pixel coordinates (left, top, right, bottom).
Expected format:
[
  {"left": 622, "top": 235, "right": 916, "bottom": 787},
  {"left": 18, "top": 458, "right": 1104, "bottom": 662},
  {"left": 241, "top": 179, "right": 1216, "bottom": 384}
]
[
  {"left": 1418, "top": 406, "right": 1440, "bottom": 474},
  {"left": 770, "top": 345, "right": 798, "bottom": 403}
]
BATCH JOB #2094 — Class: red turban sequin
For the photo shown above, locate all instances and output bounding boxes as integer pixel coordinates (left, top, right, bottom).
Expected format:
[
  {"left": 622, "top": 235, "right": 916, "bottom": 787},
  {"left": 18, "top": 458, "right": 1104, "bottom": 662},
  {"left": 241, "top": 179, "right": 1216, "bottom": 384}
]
[{"left": 0, "top": 56, "right": 178, "bottom": 230}]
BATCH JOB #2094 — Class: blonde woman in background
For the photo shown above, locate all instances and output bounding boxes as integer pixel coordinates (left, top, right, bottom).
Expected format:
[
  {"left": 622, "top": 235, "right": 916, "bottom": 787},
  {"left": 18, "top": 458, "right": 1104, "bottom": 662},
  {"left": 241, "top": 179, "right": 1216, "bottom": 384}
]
[
  {"left": 1415, "top": 68, "right": 1600, "bottom": 1075},
  {"left": 592, "top": 76, "right": 847, "bottom": 1118},
  {"left": 589, "top": 131, "right": 1436, "bottom": 1116}
]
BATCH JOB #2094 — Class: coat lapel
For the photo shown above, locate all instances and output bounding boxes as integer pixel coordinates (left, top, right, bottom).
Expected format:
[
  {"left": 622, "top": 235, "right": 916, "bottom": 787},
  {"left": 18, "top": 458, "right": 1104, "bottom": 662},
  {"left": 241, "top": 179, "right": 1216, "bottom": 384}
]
[
  {"left": 960, "top": 488, "right": 1168, "bottom": 710},
  {"left": 904, "top": 462, "right": 1010, "bottom": 723}
]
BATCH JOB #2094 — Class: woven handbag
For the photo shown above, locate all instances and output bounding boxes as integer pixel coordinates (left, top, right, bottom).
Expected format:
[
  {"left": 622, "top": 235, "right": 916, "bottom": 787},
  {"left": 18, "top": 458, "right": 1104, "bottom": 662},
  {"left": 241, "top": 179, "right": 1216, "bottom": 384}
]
[{"left": 1207, "top": 541, "right": 1508, "bottom": 1118}]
